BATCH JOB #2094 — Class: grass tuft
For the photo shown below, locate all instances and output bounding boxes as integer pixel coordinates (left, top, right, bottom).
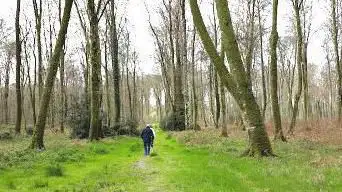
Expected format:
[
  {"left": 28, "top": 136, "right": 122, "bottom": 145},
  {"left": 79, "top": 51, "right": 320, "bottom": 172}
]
[
  {"left": 6, "top": 181, "right": 16, "bottom": 190},
  {"left": 150, "top": 151, "right": 158, "bottom": 157},
  {"left": 33, "top": 179, "right": 48, "bottom": 188},
  {"left": 165, "top": 133, "right": 172, "bottom": 140},
  {"left": 129, "top": 142, "right": 141, "bottom": 152},
  {"left": 45, "top": 164, "right": 64, "bottom": 177},
  {"left": 90, "top": 145, "right": 110, "bottom": 155},
  {"left": 55, "top": 149, "right": 85, "bottom": 163}
]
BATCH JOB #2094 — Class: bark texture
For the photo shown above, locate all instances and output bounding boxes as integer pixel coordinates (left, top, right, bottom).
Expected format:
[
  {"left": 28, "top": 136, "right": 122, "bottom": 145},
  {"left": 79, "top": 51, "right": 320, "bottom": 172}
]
[{"left": 30, "top": 0, "right": 73, "bottom": 150}]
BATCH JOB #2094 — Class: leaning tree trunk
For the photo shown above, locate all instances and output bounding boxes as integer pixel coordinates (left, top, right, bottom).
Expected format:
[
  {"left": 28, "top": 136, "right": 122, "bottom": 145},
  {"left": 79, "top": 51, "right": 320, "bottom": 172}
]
[
  {"left": 189, "top": 0, "right": 274, "bottom": 156},
  {"left": 15, "top": 0, "right": 22, "bottom": 134},
  {"left": 269, "top": 0, "right": 286, "bottom": 141},
  {"left": 30, "top": 0, "right": 73, "bottom": 150}
]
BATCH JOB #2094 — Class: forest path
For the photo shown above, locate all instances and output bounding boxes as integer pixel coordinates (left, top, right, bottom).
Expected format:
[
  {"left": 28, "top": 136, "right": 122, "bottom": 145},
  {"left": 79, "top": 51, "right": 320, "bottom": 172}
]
[
  {"left": 129, "top": 128, "right": 256, "bottom": 192},
  {"left": 132, "top": 130, "right": 175, "bottom": 191}
]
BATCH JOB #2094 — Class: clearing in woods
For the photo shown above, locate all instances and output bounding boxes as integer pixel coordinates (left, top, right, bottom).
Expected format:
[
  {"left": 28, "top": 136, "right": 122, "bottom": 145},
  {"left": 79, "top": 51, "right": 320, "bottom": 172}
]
[{"left": 1, "top": 125, "right": 342, "bottom": 191}]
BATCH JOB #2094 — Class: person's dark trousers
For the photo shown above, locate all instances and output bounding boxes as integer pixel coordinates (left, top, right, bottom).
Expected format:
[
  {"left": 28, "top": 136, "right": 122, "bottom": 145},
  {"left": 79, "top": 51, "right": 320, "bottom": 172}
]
[{"left": 144, "top": 142, "right": 151, "bottom": 156}]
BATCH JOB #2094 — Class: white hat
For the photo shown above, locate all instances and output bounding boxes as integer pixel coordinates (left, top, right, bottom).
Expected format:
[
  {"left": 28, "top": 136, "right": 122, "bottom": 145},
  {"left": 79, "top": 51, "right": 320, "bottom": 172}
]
[{"left": 146, "top": 124, "right": 152, "bottom": 128}]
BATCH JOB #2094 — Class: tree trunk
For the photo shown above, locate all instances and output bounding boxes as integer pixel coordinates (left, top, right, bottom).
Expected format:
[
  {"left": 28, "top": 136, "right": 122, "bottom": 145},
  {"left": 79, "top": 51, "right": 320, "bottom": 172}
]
[
  {"left": 59, "top": 49, "right": 66, "bottom": 133},
  {"left": 59, "top": 0, "right": 67, "bottom": 133},
  {"left": 326, "top": 46, "right": 333, "bottom": 117},
  {"left": 331, "top": 0, "right": 342, "bottom": 121},
  {"left": 32, "top": 0, "right": 43, "bottom": 101},
  {"left": 104, "top": 18, "right": 111, "bottom": 127},
  {"left": 302, "top": 41, "right": 309, "bottom": 127},
  {"left": 24, "top": 31, "right": 37, "bottom": 126},
  {"left": 125, "top": 33, "right": 133, "bottom": 119},
  {"left": 4, "top": 53, "right": 10, "bottom": 124},
  {"left": 173, "top": 3, "right": 186, "bottom": 131},
  {"left": 191, "top": 29, "right": 199, "bottom": 129},
  {"left": 220, "top": 43, "right": 227, "bottom": 137},
  {"left": 288, "top": 1, "right": 303, "bottom": 135},
  {"left": 213, "top": 2, "right": 221, "bottom": 130},
  {"left": 245, "top": 0, "right": 256, "bottom": 87},
  {"left": 189, "top": 0, "right": 274, "bottom": 156},
  {"left": 88, "top": 0, "right": 102, "bottom": 141},
  {"left": 30, "top": 0, "right": 73, "bottom": 150},
  {"left": 269, "top": 0, "right": 286, "bottom": 141},
  {"left": 15, "top": 0, "right": 22, "bottom": 134},
  {"left": 132, "top": 52, "right": 138, "bottom": 122},
  {"left": 111, "top": 0, "right": 121, "bottom": 124},
  {"left": 200, "top": 64, "right": 208, "bottom": 127},
  {"left": 257, "top": 0, "right": 267, "bottom": 119},
  {"left": 75, "top": 0, "right": 91, "bottom": 132}
]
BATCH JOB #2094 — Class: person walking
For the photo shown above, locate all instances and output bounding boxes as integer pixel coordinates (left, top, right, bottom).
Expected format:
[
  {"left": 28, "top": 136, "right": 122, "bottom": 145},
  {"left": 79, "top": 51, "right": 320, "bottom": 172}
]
[{"left": 140, "top": 124, "right": 154, "bottom": 156}]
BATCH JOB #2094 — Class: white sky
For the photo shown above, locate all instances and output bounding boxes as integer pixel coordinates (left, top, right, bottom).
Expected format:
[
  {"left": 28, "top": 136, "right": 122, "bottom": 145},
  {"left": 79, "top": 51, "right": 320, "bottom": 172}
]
[{"left": 0, "top": 0, "right": 329, "bottom": 74}]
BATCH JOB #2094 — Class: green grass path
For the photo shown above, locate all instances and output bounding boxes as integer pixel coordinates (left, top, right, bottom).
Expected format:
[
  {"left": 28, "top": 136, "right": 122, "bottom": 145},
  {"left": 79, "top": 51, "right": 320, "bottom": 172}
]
[{"left": 1, "top": 128, "right": 342, "bottom": 191}]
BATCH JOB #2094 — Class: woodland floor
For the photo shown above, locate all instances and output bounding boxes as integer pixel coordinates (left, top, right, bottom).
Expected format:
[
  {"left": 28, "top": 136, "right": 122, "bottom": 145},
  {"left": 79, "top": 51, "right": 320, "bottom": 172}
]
[{"left": 0, "top": 122, "right": 342, "bottom": 191}]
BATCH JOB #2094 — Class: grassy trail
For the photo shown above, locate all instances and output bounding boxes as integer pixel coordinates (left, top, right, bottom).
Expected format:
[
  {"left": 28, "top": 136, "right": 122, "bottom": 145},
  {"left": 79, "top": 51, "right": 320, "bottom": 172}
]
[
  {"left": 1, "top": 128, "right": 342, "bottom": 191},
  {"left": 136, "top": 129, "right": 342, "bottom": 192}
]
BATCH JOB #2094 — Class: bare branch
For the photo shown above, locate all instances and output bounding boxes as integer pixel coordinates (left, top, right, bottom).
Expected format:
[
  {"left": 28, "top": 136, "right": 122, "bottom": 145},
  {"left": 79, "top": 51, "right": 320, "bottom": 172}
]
[{"left": 97, "top": 0, "right": 111, "bottom": 22}]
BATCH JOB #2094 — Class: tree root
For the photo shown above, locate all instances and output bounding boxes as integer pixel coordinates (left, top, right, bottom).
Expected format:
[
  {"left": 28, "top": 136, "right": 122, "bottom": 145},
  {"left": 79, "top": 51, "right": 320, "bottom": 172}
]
[{"left": 240, "top": 148, "right": 278, "bottom": 157}]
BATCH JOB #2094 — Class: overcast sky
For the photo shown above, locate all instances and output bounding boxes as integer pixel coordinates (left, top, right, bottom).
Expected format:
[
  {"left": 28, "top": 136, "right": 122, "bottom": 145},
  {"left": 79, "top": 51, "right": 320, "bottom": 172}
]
[{"left": 0, "top": 0, "right": 328, "bottom": 74}]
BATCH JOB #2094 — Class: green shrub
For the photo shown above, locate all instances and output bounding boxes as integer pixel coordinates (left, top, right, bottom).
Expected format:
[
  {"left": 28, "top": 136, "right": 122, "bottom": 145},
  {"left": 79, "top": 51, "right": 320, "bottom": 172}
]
[
  {"left": 68, "top": 97, "right": 90, "bottom": 139},
  {"left": 46, "top": 164, "right": 64, "bottom": 177},
  {"left": 103, "top": 119, "right": 140, "bottom": 137},
  {"left": 0, "top": 132, "right": 12, "bottom": 140}
]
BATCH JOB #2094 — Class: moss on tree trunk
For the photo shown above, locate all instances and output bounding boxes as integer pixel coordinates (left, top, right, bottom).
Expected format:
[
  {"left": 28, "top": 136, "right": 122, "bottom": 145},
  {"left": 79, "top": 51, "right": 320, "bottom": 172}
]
[
  {"left": 30, "top": 0, "right": 73, "bottom": 150},
  {"left": 88, "top": 0, "right": 102, "bottom": 141},
  {"left": 189, "top": 0, "right": 274, "bottom": 156}
]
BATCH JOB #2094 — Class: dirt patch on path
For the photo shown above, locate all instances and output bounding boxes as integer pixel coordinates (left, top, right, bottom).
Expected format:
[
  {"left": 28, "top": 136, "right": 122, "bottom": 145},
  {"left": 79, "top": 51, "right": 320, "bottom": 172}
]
[{"left": 133, "top": 159, "right": 147, "bottom": 170}]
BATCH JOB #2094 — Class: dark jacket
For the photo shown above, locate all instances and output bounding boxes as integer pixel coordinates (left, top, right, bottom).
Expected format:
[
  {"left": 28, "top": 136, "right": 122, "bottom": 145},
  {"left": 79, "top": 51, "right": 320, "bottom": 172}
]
[{"left": 141, "top": 127, "right": 154, "bottom": 143}]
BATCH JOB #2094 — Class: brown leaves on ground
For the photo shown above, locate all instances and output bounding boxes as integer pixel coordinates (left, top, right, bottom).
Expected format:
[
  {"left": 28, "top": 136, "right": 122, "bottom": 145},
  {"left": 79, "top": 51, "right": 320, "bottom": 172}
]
[{"left": 265, "top": 118, "right": 342, "bottom": 145}]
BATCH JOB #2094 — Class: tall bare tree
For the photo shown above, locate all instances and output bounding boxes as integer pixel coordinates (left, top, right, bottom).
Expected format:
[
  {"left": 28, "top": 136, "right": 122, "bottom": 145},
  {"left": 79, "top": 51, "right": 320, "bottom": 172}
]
[
  {"left": 257, "top": 0, "right": 267, "bottom": 119},
  {"left": 32, "top": 0, "right": 43, "bottom": 100},
  {"left": 58, "top": 0, "right": 67, "bottom": 133},
  {"left": 111, "top": 0, "right": 121, "bottom": 125},
  {"left": 330, "top": 0, "right": 342, "bottom": 121},
  {"left": 15, "top": 0, "right": 22, "bottom": 134},
  {"left": 269, "top": 0, "right": 286, "bottom": 141},
  {"left": 288, "top": 0, "right": 304, "bottom": 135},
  {"left": 87, "top": 0, "right": 103, "bottom": 140},
  {"left": 30, "top": 0, "right": 73, "bottom": 150}
]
